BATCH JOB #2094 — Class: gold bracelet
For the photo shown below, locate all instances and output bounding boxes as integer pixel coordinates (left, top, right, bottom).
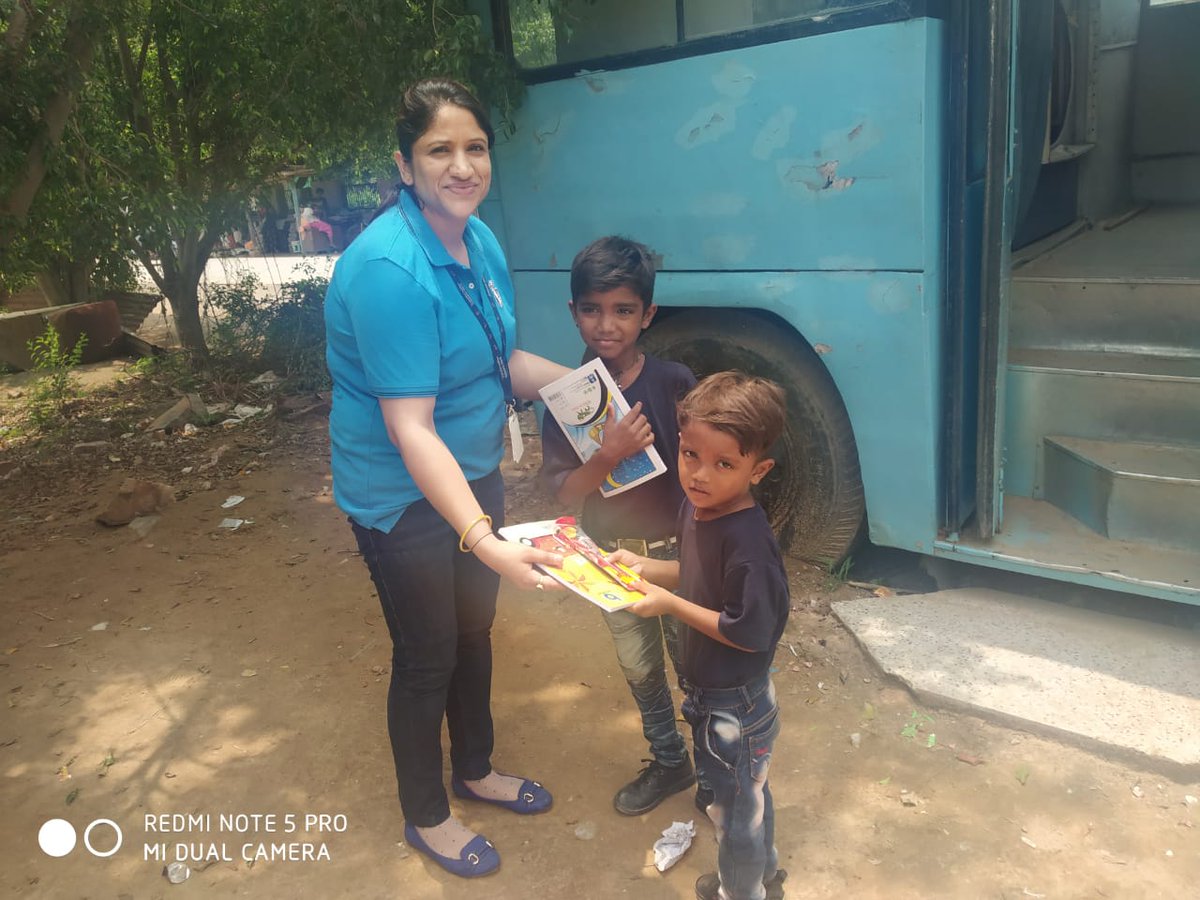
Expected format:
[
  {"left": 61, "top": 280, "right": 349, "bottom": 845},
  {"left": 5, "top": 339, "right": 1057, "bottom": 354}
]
[
  {"left": 458, "top": 514, "right": 493, "bottom": 552},
  {"left": 465, "top": 530, "right": 495, "bottom": 553}
]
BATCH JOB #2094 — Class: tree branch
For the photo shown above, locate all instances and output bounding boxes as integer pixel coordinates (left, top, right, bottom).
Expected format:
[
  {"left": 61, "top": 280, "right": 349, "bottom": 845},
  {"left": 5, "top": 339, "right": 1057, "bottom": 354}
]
[
  {"left": 0, "top": 1, "right": 99, "bottom": 250},
  {"left": 113, "top": 23, "right": 152, "bottom": 140},
  {"left": 2, "top": 0, "right": 37, "bottom": 71},
  {"left": 154, "top": 15, "right": 187, "bottom": 187},
  {"left": 135, "top": 24, "right": 151, "bottom": 81},
  {"left": 132, "top": 244, "right": 166, "bottom": 294}
]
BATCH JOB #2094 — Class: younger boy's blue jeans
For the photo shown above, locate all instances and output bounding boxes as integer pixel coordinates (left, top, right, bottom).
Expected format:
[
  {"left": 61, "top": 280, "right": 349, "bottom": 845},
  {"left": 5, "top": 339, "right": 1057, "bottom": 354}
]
[{"left": 682, "top": 674, "right": 780, "bottom": 900}]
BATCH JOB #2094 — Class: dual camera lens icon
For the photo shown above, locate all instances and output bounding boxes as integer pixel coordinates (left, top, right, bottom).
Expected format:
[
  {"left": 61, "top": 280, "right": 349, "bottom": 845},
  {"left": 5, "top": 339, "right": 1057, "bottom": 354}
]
[{"left": 38, "top": 818, "right": 123, "bottom": 858}]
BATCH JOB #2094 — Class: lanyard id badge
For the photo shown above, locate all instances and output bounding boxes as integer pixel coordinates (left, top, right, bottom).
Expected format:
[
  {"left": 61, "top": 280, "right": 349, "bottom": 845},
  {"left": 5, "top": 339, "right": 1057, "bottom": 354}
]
[{"left": 447, "top": 269, "right": 524, "bottom": 463}]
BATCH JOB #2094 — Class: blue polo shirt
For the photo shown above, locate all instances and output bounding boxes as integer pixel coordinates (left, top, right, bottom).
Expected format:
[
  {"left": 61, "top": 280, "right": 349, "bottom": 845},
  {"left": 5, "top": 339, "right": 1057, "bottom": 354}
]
[{"left": 324, "top": 190, "right": 516, "bottom": 531}]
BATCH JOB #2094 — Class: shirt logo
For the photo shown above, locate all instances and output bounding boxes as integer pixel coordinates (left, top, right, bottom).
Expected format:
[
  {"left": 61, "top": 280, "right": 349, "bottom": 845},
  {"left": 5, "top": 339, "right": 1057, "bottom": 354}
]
[{"left": 486, "top": 279, "right": 504, "bottom": 308}]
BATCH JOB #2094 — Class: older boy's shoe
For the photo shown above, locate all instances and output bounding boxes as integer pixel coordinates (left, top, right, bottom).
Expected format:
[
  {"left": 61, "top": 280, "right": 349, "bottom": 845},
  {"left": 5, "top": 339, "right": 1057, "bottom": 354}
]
[
  {"left": 613, "top": 756, "right": 696, "bottom": 815},
  {"left": 695, "top": 869, "right": 787, "bottom": 900}
]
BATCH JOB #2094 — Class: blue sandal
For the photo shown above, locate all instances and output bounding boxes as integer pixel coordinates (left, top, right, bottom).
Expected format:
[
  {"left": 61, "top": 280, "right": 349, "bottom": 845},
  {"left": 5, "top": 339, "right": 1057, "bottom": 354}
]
[
  {"left": 403, "top": 822, "right": 500, "bottom": 878},
  {"left": 451, "top": 773, "right": 553, "bottom": 814}
]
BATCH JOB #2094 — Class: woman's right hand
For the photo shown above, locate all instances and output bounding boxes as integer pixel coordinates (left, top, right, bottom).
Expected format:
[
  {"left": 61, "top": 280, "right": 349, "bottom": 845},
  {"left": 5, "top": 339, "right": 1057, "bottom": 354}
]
[{"left": 472, "top": 533, "right": 564, "bottom": 590}]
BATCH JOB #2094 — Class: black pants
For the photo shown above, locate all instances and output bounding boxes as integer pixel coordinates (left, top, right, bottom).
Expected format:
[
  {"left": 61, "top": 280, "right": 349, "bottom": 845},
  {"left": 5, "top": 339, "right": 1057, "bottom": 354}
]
[{"left": 350, "top": 469, "right": 504, "bottom": 826}]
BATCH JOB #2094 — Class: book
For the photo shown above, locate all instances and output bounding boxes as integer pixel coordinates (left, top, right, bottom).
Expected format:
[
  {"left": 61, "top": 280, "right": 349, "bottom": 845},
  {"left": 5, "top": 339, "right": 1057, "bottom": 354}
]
[
  {"left": 498, "top": 518, "right": 646, "bottom": 613},
  {"left": 538, "top": 358, "right": 667, "bottom": 497}
]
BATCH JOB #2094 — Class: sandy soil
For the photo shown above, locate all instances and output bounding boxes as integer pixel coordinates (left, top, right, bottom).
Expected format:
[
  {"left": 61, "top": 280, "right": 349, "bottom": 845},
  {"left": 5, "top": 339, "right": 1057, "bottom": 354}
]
[{"left": 1, "top": 367, "right": 1197, "bottom": 899}]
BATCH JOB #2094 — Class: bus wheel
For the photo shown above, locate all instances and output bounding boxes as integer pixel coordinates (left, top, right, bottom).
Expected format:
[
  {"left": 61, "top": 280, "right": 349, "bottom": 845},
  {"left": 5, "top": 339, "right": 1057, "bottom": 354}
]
[{"left": 642, "top": 310, "right": 864, "bottom": 564}]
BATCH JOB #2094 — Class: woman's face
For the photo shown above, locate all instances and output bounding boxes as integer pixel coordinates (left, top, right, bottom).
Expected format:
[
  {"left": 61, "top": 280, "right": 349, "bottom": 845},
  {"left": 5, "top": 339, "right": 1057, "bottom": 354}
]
[{"left": 395, "top": 104, "right": 491, "bottom": 235}]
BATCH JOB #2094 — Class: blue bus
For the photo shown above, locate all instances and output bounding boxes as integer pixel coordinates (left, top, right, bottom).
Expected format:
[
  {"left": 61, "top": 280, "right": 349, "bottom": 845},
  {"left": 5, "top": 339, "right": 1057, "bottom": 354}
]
[{"left": 475, "top": 0, "right": 1199, "bottom": 606}]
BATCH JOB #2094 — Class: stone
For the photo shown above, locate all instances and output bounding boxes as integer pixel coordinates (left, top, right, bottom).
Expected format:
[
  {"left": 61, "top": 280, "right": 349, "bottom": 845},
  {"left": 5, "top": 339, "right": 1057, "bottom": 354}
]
[
  {"left": 95, "top": 479, "right": 175, "bottom": 526},
  {"left": 145, "top": 397, "right": 190, "bottom": 432}
]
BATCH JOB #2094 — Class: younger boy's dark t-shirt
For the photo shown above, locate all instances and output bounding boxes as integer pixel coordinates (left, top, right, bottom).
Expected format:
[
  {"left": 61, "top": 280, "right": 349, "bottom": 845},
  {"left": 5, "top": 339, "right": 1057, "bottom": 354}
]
[
  {"left": 540, "top": 353, "right": 696, "bottom": 544},
  {"left": 677, "top": 501, "right": 790, "bottom": 689}
]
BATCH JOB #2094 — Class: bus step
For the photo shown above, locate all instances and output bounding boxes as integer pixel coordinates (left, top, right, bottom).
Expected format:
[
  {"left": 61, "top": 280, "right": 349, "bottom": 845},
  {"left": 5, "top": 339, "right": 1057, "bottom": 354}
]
[
  {"left": 1010, "top": 276, "right": 1200, "bottom": 359},
  {"left": 1043, "top": 435, "right": 1200, "bottom": 553},
  {"left": 1004, "top": 350, "right": 1200, "bottom": 497}
]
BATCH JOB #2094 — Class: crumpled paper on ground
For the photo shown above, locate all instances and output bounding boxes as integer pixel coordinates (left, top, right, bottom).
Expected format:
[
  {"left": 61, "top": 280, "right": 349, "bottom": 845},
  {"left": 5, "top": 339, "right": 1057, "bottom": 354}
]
[{"left": 653, "top": 820, "right": 696, "bottom": 872}]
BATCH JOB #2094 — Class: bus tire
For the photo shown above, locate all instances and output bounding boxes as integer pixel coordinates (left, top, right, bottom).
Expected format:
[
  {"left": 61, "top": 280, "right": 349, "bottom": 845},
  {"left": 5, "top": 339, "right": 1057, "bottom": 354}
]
[{"left": 642, "top": 309, "right": 864, "bottom": 564}]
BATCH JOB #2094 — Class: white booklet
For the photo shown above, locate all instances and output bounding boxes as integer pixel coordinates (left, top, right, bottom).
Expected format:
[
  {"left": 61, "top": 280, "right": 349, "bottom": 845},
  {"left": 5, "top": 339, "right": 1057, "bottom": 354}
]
[{"left": 538, "top": 359, "right": 667, "bottom": 498}]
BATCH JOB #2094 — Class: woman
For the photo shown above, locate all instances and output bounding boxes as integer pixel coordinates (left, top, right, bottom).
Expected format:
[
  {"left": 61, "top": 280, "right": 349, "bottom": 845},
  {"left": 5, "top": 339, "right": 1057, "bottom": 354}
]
[{"left": 324, "top": 78, "right": 567, "bottom": 879}]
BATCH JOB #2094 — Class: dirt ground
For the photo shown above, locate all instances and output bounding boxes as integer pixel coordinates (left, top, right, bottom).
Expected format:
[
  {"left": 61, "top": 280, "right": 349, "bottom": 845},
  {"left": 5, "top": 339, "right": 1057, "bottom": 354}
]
[{"left": 1, "top": 364, "right": 1197, "bottom": 899}]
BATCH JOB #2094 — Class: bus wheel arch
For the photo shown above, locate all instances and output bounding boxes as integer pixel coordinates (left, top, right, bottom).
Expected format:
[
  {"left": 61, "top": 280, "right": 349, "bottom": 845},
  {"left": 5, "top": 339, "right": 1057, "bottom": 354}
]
[{"left": 642, "top": 308, "right": 865, "bottom": 565}]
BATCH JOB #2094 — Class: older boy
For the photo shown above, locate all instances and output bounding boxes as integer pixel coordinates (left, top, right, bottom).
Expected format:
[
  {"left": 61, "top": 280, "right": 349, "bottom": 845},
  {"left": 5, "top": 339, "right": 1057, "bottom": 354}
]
[
  {"left": 540, "top": 236, "right": 699, "bottom": 815},
  {"left": 615, "top": 372, "right": 790, "bottom": 900}
]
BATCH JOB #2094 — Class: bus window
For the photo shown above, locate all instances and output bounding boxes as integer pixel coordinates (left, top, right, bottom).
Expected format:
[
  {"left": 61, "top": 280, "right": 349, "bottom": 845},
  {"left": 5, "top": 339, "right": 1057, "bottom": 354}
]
[
  {"left": 508, "top": 0, "right": 677, "bottom": 69},
  {"left": 683, "top": 1, "right": 887, "bottom": 40},
  {"left": 508, "top": 0, "right": 892, "bottom": 70}
]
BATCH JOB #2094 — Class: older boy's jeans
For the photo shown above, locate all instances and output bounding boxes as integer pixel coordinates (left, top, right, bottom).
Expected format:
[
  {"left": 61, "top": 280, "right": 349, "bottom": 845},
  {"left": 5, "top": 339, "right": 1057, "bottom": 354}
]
[
  {"left": 349, "top": 470, "right": 504, "bottom": 827},
  {"left": 683, "top": 674, "right": 780, "bottom": 900},
  {"left": 603, "top": 608, "right": 688, "bottom": 767}
]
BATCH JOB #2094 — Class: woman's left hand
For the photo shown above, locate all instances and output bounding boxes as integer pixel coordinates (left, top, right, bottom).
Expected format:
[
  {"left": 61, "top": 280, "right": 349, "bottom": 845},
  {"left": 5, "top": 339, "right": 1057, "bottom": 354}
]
[{"left": 472, "top": 533, "right": 564, "bottom": 590}]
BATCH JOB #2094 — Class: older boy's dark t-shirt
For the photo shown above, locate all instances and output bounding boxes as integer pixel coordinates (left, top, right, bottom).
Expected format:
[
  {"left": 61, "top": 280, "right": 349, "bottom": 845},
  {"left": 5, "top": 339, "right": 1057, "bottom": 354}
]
[
  {"left": 540, "top": 354, "right": 696, "bottom": 544},
  {"left": 677, "top": 500, "right": 790, "bottom": 688}
]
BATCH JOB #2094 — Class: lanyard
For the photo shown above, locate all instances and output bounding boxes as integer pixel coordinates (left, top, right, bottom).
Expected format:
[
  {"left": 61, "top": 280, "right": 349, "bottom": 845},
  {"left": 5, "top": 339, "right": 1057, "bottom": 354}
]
[
  {"left": 448, "top": 267, "right": 514, "bottom": 410},
  {"left": 398, "top": 201, "right": 514, "bottom": 409}
]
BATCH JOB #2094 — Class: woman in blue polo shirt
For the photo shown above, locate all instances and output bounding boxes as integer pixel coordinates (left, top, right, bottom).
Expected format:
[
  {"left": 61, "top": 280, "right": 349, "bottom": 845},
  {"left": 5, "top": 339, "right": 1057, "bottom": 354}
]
[{"left": 324, "top": 79, "right": 567, "bottom": 880}]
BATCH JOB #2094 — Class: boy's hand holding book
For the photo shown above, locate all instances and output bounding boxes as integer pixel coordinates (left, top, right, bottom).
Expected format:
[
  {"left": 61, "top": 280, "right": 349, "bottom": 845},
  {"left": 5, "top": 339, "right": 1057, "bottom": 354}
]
[
  {"left": 607, "top": 548, "right": 681, "bottom": 609},
  {"left": 625, "top": 581, "right": 678, "bottom": 619},
  {"left": 606, "top": 548, "right": 645, "bottom": 577},
  {"left": 595, "top": 401, "right": 655, "bottom": 466}
]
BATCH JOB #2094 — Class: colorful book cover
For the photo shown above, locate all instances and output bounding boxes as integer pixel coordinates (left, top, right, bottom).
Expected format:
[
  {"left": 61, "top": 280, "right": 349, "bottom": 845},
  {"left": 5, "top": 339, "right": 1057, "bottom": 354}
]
[
  {"left": 538, "top": 359, "right": 667, "bottom": 497},
  {"left": 498, "top": 518, "right": 646, "bottom": 613}
]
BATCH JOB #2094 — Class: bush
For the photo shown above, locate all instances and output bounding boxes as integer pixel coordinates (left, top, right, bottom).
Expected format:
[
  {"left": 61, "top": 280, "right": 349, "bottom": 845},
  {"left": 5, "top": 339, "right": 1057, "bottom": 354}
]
[
  {"left": 205, "top": 270, "right": 330, "bottom": 390},
  {"left": 25, "top": 323, "right": 87, "bottom": 431}
]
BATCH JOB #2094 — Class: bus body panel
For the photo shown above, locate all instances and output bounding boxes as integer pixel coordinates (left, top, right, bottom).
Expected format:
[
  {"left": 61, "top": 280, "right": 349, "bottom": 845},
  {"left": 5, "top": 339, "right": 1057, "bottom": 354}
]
[
  {"left": 486, "top": 1, "right": 1200, "bottom": 602},
  {"left": 510, "top": 264, "right": 942, "bottom": 553},
  {"left": 493, "top": 17, "right": 949, "bottom": 556},
  {"left": 493, "top": 19, "right": 943, "bottom": 274}
]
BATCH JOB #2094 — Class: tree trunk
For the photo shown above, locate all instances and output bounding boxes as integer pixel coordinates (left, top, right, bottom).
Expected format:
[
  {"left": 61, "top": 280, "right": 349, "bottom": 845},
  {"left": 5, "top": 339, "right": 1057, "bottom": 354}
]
[
  {"left": 36, "top": 258, "right": 92, "bottom": 307},
  {"left": 163, "top": 277, "right": 208, "bottom": 357},
  {"left": 134, "top": 221, "right": 214, "bottom": 357},
  {"left": 170, "top": 225, "right": 219, "bottom": 357}
]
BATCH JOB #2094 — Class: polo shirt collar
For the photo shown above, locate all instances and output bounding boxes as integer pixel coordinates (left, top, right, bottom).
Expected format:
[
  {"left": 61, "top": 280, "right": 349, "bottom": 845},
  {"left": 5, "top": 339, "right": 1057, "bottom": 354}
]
[{"left": 399, "top": 189, "right": 474, "bottom": 270}]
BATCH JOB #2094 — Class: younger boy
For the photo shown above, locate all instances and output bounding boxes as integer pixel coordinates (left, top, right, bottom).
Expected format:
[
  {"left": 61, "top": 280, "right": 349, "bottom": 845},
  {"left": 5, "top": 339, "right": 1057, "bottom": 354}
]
[
  {"left": 540, "top": 236, "right": 699, "bottom": 815},
  {"left": 615, "top": 371, "right": 790, "bottom": 900}
]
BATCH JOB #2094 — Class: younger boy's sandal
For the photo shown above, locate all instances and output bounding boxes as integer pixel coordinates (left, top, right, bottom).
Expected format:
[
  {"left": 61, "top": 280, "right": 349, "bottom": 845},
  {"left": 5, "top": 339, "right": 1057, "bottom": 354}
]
[
  {"left": 403, "top": 823, "right": 500, "bottom": 879},
  {"left": 695, "top": 868, "right": 788, "bottom": 900},
  {"left": 451, "top": 774, "right": 553, "bottom": 814}
]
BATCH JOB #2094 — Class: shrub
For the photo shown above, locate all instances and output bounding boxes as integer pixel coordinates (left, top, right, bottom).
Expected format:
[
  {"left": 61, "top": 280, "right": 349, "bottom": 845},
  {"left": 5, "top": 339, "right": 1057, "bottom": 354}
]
[
  {"left": 25, "top": 323, "right": 87, "bottom": 430},
  {"left": 205, "top": 270, "right": 330, "bottom": 391}
]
